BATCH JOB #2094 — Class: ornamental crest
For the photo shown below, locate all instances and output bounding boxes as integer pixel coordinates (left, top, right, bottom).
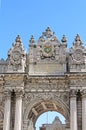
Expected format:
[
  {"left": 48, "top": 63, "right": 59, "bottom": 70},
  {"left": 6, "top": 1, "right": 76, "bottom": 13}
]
[
  {"left": 11, "top": 51, "right": 21, "bottom": 65},
  {"left": 42, "top": 41, "right": 54, "bottom": 58},
  {"left": 7, "top": 35, "right": 26, "bottom": 72},
  {"left": 72, "top": 49, "right": 84, "bottom": 64},
  {"left": 44, "top": 45, "right": 52, "bottom": 54},
  {"left": 69, "top": 35, "right": 85, "bottom": 65}
]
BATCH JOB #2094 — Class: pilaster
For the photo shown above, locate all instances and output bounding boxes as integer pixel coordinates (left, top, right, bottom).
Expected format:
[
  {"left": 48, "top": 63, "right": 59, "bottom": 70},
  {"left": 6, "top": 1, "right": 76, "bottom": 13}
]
[
  {"left": 3, "top": 90, "right": 11, "bottom": 130},
  {"left": 82, "top": 89, "right": 86, "bottom": 130},
  {"left": 14, "top": 89, "right": 24, "bottom": 130},
  {"left": 70, "top": 89, "right": 77, "bottom": 130}
]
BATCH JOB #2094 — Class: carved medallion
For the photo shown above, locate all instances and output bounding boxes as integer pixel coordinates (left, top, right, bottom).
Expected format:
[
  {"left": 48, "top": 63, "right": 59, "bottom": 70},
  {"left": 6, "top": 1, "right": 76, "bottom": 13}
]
[
  {"left": 13, "top": 51, "right": 20, "bottom": 61},
  {"left": 73, "top": 49, "right": 83, "bottom": 61},
  {"left": 72, "top": 49, "right": 84, "bottom": 64},
  {"left": 11, "top": 51, "right": 21, "bottom": 65},
  {"left": 42, "top": 41, "right": 54, "bottom": 58},
  {"left": 44, "top": 45, "right": 52, "bottom": 54}
]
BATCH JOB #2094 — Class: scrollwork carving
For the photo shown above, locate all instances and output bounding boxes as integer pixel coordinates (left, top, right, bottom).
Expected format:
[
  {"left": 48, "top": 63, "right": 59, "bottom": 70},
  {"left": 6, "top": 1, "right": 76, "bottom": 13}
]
[
  {"left": 35, "top": 27, "right": 66, "bottom": 63},
  {"left": 7, "top": 35, "right": 26, "bottom": 72},
  {"left": 69, "top": 34, "right": 86, "bottom": 72},
  {"left": 10, "top": 51, "right": 21, "bottom": 66},
  {"left": 25, "top": 83, "right": 67, "bottom": 92},
  {"left": 24, "top": 91, "right": 69, "bottom": 107}
]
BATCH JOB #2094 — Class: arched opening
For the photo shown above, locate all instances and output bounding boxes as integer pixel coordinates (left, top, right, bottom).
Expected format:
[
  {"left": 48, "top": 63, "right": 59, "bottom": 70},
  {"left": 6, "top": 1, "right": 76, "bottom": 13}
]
[
  {"left": 25, "top": 100, "right": 69, "bottom": 130},
  {"left": 35, "top": 111, "right": 66, "bottom": 130}
]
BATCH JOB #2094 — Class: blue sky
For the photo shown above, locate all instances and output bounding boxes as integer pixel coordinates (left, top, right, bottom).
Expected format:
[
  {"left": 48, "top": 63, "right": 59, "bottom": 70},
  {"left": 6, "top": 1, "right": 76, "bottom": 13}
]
[
  {"left": 36, "top": 111, "right": 65, "bottom": 130},
  {"left": 0, "top": 0, "right": 86, "bottom": 59}
]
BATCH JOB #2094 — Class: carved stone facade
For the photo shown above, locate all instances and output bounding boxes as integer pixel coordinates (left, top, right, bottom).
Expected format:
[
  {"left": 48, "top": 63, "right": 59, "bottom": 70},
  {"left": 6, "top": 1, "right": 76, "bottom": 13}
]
[{"left": 0, "top": 27, "right": 86, "bottom": 130}]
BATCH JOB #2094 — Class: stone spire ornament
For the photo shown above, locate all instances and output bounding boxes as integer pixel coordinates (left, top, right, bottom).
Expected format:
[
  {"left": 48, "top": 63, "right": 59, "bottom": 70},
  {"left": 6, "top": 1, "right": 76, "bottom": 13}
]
[
  {"left": 69, "top": 34, "right": 85, "bottom": 72},
  {"left": 61, "top": 35, "right": 67, "bottom": 43},
  {"left": 61, "top": 35, "right": 67, "bottom": 47},
  {"left": 29, "top": 35, "right": 35, "bottom": 47},
  {"left": 15, "top": 35, "right": 22, "bottom": 43},
  {"left": 74, "top": 34, "right": 83, "bottom": 47},
  {"left": 7, "top": 35, "right": 26, "bottom": 72},
  {"left": 43, "top": 27, "right": 54, "bottom": 38}
]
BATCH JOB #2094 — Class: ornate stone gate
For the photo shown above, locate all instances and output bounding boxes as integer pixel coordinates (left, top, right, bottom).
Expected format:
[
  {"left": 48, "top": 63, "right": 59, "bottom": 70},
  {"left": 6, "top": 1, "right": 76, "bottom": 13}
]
[{"left": 0, "top": 27, "right": 86, "bottom": 130}]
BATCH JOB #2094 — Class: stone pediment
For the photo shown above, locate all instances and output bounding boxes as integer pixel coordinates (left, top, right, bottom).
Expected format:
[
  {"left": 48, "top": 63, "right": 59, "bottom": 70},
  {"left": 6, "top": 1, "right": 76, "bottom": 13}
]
[
  {"left": 36, "top": 27, "right": 60, "bottom": 61},
  {"left": 35, "top": 27, "right": 67, "bottom": 63},
  {"left": 7, "top": 35, "right": 26, "bottom": 72},
  {"left": 29, "top": 27, "right": 67, "bottom": 75}
]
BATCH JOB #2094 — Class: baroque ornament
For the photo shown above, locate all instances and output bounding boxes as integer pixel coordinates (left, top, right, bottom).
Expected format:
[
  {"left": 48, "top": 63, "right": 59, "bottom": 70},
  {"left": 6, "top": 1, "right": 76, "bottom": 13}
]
[
  {"left": 69, "top": 34, "right": 85, "bottom": 65},
  {"left": 8, "top": 35, "right": 26, "bottom": 71},
  {"left": 42, "top": 41, "right": 54, "bottom": 58},
  {"left": 11, "top": 51, "right": 21, "bottom": 65},
  {"left": 72, "top": 49, "right": 84, "bottom": 64}
]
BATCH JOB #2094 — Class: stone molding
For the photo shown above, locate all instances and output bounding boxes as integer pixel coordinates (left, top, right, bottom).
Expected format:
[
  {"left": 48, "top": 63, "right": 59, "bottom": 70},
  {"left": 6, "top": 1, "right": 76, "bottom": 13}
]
[
  {"left": 3, "top": 89, "right": 11, "bottom": 99},
  {"left": 70, "top": 89, "right": 77, "bottom": 98},
  {"left": 81, "top": 89, "right": 86, "bottom": 98},
  {"left": 15, "top": 88, "right": 24, "bottom": 98}
]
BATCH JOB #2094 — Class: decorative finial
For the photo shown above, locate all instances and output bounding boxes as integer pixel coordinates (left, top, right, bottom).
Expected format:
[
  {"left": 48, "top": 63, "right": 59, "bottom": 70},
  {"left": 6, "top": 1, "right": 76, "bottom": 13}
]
[
  {"left": 38, "top": 36, "right": 45, "bottom": 42},
  {"left": 15, "top": 35, "right": 22, "bottom": 43},
  {"left": 43, "top": 27, "right": 54, "bottom": 38},
  {"left": 61, "top": 35, "right": 67, "bottom": 47},
  {"left": 29, "top": 35, "right": 35, "bottom": 47},
  {"left": 74, "top": 34, "right": 83, "bottom": 46},
  {"left": 75, "top": 34, "right": 80, "bottom": 41},
  {"left": 61, "top": 35, "right": 67, "bottom": 43},
  {"left": 29, "top": 35, "right": 35, "bottom": 44},
  {"left": 46, "top": 27, "right": 51, "bottom": 32}
]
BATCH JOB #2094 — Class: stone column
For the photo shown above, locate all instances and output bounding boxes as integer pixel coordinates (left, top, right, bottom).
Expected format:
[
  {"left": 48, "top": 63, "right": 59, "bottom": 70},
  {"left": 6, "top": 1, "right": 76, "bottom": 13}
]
[
  {"left": 14, "top": 89, "right": 23, "bottom": 130},
  {"left": 82, "top": 89, "right": 86, "bottom": 130},
  {"left": 70, "top": 89, "right": 77, "bottom": 130},
  {"left": 3, "top": 90, "right": 11, "bottom": 130}
]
